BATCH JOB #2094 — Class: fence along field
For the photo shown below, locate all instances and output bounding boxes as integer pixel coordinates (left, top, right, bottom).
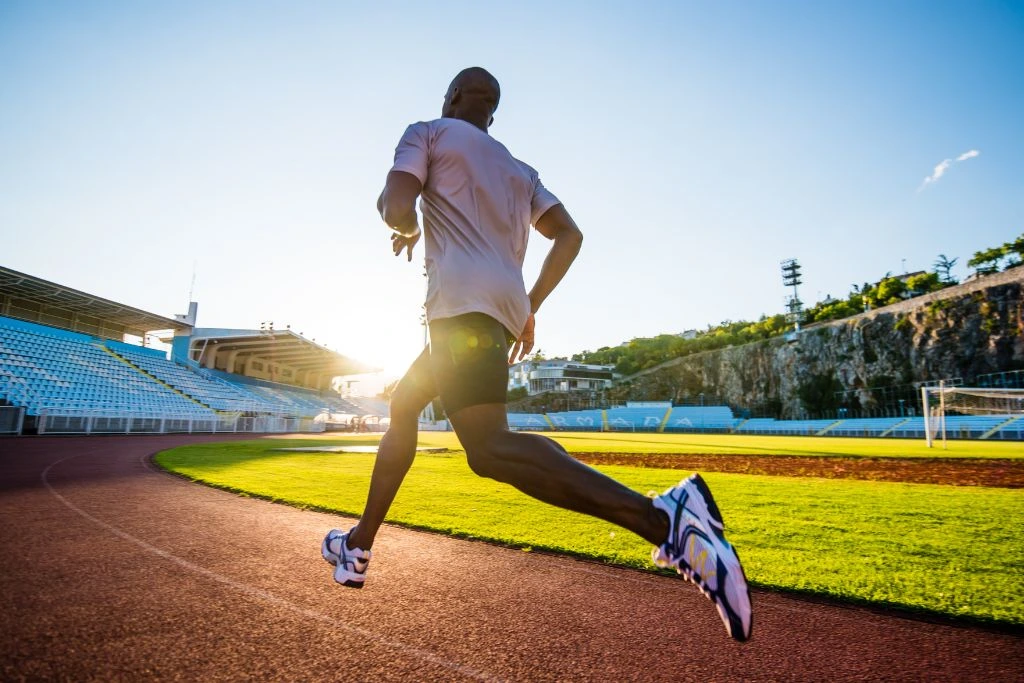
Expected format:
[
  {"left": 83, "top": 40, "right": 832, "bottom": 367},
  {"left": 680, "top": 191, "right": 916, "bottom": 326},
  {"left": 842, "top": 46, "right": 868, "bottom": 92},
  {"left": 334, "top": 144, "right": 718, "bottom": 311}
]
[{"left": 155, "top": 432, "right": 1024, "bottom": 626}]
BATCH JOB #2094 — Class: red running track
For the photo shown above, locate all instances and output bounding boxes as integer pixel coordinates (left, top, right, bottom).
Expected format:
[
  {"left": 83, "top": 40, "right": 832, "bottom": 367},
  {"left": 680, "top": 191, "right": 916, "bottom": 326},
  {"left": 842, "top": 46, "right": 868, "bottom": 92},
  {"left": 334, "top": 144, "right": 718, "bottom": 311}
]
[{"left": 1, "top": 435, "right": 1021, "bottom": 681}]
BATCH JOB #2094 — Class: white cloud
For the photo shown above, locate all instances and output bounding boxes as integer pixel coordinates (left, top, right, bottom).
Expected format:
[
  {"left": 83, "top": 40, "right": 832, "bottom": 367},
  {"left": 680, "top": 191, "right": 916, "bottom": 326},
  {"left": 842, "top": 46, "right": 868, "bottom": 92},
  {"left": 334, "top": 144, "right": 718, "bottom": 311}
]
[
  {"left": 922, "top": 158, "right": 952, "bottom": 186},
  {"left": 919, "top": 148, "right": 980, "bottom": 190}
]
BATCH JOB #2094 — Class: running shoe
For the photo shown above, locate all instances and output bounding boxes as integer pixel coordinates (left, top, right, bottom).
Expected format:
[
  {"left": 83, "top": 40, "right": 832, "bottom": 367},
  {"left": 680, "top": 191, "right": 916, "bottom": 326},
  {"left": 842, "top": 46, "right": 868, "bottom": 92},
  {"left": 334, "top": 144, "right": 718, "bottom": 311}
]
[
  {"left": 652, "top": 473, "right": 753, "bottom": 642},
  {"left": 321, "top": 527, "right": 371, "bottom": 588}
]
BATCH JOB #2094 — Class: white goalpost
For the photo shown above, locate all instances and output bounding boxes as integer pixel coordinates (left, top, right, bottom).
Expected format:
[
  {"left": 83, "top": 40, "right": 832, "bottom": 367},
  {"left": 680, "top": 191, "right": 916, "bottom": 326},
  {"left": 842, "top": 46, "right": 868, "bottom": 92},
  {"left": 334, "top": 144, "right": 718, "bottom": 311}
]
[{"left": 921, "top": 382, "right": 1024, "bottom": 447}]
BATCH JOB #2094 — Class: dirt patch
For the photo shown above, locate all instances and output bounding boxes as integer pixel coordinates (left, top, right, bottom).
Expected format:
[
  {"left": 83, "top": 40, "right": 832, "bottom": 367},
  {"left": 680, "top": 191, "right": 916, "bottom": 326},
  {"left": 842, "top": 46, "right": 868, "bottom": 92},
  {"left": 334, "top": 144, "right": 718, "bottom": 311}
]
[{"left": 571, "top": 452, "right": 1024, "bottom": 488}]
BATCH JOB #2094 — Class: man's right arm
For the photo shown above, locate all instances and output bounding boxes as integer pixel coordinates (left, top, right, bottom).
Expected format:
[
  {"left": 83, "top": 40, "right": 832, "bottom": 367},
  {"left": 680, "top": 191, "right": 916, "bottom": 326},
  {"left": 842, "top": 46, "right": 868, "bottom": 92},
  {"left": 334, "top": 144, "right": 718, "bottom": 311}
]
[
  {"left": 378, "top": 170, "right": 424, "bottom": 262},
  {"left": 378, "top": 170, "right": 423, "bottom": 237}
]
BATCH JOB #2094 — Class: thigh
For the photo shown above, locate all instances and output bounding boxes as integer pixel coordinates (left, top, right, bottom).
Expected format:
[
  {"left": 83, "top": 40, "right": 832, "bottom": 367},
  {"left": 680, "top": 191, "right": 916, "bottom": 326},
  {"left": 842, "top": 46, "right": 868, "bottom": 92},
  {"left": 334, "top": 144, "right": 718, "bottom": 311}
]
[
  {"left": 428, "top": 313, "right": 514, "bottom": 417},
  {"left": 391, "top": 346, "right": 438, "bottom": 412}
]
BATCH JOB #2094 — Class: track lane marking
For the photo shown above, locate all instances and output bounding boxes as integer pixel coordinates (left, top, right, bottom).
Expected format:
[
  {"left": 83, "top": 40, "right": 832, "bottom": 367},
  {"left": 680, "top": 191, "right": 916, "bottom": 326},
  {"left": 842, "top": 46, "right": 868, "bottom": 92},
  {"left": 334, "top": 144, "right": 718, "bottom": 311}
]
[{"left": 42, "top": 453, "right": 500, "bottom": 682}]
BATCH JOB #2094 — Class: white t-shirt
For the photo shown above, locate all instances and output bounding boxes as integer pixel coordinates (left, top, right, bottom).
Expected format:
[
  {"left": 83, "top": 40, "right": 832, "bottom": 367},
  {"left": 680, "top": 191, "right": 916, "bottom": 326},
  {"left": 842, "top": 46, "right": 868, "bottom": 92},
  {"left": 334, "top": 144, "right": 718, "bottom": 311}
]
[{"left": 389, "top": 117, "right": 561, "bottom": 338}]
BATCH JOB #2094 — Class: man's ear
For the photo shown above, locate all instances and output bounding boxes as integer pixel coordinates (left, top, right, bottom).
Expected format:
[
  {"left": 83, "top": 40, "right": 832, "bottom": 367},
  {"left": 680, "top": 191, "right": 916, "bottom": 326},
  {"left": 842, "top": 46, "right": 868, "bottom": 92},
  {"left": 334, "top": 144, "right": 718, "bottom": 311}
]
[
  {"left": 450, "top": 87, "right": 461, "bottom": 105},
  {"left": 489, "top": 115, "right": 495, "bottom": 127}
]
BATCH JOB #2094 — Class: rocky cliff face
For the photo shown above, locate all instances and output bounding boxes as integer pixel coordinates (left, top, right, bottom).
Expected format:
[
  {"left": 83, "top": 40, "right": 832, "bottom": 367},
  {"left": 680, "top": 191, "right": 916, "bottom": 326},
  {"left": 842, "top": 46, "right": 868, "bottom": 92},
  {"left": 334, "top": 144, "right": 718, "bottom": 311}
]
[{"left": 610, "top": 268, "right": 1024, "bottom": 418}]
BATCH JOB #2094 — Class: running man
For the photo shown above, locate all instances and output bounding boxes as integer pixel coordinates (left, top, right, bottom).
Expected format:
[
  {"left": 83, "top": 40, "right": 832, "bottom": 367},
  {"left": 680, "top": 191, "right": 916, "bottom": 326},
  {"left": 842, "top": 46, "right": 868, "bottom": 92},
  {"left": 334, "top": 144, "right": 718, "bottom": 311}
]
[{"left": 322, "top": 67, "right": 752, "bottom": 641}]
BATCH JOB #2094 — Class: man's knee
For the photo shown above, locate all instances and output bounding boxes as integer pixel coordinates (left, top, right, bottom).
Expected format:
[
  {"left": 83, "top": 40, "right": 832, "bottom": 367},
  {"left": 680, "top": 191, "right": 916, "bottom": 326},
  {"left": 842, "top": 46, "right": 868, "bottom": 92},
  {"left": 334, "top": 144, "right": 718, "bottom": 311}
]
[
  {"left": 389, "top": 386, "right": 429, "bottom": 423},
  {"left": 463, "top": 432, "right": 515, "bottom": 480}
]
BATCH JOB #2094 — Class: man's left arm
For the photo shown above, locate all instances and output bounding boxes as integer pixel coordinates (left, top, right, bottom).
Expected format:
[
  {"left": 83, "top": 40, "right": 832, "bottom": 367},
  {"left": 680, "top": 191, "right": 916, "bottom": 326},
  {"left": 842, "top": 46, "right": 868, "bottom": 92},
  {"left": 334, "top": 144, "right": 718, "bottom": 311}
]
[{"left": 509, "top": 203, "right": 583, "bottom": 363}]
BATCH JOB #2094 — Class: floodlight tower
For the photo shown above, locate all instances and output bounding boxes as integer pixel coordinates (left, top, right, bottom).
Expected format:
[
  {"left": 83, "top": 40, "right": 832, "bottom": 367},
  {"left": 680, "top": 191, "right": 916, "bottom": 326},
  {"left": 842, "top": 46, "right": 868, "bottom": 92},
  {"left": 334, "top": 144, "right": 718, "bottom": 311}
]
[{"left": 781, "top": 258, "right": 804, "bottom": 333}]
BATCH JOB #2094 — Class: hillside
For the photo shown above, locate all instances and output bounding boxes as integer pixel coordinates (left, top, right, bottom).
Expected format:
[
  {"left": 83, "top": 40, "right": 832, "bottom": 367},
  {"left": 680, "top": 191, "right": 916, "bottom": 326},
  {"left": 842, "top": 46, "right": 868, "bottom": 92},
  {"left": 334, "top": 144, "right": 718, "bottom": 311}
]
[{"left": 605, "top": 266, "right": 1023, "bottom": 418}]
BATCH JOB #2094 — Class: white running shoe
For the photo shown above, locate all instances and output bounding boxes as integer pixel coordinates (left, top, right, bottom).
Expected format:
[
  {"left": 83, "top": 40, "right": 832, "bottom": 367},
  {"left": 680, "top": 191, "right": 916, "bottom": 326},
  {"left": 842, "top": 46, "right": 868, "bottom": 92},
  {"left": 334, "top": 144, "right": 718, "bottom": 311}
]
[
  {"left": 321, "top": 527, "right": 371, "bottom": 588},
  {"left": 652, "top": 473, "right": 753, "bottom": 642}
]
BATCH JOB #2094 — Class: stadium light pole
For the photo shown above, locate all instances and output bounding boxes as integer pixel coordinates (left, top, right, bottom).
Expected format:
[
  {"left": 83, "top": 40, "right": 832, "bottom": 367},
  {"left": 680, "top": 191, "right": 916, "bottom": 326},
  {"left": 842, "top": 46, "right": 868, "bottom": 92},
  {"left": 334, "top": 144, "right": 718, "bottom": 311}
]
[{"left": 781, "top": 259, "right": 803, "bottom": 334}]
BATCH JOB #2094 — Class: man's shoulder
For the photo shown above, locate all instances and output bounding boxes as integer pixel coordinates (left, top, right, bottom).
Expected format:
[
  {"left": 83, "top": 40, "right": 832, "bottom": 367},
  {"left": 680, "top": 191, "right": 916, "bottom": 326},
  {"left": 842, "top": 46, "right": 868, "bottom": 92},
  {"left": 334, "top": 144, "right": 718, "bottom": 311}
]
[{"left": 405, "top": 117, "right": 473, "bottom": 133}]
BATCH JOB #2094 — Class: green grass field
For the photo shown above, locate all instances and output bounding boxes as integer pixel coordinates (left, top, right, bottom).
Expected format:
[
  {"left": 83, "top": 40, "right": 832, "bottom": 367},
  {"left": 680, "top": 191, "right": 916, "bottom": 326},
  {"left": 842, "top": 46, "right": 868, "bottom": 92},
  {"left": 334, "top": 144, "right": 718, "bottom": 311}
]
[
  {"left": 155, "top": 432, "right": 1024, "bottom": 625},
  {"left": 368, "top": 431, "right": 1024, "bottom": 459}
]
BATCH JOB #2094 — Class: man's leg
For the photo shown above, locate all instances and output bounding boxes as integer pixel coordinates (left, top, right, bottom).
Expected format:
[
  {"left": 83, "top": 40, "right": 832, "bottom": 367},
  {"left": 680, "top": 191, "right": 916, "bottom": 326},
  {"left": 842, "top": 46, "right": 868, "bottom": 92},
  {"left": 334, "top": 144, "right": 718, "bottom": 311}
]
[
  {"left": 347, "top": 349, "right": 436, "bottom": 551},
  {"left": 448, "top": 404, "right": 669, "bottom": 546}
]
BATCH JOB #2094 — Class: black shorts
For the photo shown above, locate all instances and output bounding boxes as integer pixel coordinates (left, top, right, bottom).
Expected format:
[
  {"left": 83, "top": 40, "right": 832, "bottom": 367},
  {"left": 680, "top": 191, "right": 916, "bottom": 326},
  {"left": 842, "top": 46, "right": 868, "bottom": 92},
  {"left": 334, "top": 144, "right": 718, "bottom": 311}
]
[{"left": 396, "top": 312, "right": 515, "bottom": 417}]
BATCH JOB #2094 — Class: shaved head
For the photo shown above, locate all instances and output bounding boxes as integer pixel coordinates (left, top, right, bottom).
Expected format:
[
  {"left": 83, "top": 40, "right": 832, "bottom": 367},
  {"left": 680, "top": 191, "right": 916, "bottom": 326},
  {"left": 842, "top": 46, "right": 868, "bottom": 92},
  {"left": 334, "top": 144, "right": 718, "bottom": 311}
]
[{"left": 442, "top": 67, "right": 501, "bottom": 131}]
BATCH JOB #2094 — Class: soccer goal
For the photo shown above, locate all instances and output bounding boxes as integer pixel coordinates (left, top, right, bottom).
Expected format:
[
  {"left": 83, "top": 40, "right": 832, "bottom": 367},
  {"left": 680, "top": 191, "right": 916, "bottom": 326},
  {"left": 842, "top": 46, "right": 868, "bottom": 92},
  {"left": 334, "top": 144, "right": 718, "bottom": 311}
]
[{"left": 921, "top": 382, "right": 1024, "bottom": 447}]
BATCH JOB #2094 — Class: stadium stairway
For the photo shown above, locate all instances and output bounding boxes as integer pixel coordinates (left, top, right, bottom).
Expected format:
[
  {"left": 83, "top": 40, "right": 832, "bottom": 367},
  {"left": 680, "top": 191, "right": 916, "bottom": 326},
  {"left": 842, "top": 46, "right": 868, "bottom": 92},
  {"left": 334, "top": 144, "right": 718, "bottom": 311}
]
[
  {"left": 657, "top": 406, "right": 673, "bottom": 432},
  {"left": 102, "top": 346, "right": 213, "bottom": 412},
  {"left": 879, "top": 418, "right": 911, "bottom": 438},
  {"left": 982, "top": 415, "right": 1023, "bottom": 439},
  {"left": 815, "top": 420, "right": 844, "bottom": 436}
]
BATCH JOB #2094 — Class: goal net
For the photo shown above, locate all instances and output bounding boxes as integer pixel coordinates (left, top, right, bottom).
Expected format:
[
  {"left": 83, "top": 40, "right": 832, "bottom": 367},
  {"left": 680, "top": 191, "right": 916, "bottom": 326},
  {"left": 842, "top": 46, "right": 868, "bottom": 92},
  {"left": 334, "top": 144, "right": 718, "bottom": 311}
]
[{"left": 921, "top": 384, "right": 1024, "bottom": 446}]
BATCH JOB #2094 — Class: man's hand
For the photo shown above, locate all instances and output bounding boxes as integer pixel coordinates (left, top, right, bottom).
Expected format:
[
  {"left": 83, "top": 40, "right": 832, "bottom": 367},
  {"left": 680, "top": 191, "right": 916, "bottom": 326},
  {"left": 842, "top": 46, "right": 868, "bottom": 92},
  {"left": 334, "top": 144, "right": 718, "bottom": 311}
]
[
  {"left": 509, "top": 313, "right": 535, "bottom": 365},
  {"left": 392, "top": 227, "right": 420, "bottom": 262}
]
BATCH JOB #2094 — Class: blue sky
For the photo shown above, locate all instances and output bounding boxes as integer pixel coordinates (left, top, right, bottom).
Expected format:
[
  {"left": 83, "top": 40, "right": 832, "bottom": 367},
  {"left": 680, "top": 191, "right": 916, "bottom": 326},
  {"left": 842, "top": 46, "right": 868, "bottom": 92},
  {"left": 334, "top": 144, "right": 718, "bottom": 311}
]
[{"left": 1, "top": 1, "right": 1022, "bottom": 390}]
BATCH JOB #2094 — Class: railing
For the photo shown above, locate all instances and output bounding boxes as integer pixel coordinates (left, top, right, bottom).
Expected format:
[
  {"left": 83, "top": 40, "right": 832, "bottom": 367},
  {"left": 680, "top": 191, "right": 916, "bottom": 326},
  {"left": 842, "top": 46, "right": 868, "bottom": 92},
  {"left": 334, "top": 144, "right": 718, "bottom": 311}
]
[
  {"left": 37, "top": 409, "right": 324, "bottom": 435},
  {"left": 0, "top": 406, "right": 26, "bottom": 435}
]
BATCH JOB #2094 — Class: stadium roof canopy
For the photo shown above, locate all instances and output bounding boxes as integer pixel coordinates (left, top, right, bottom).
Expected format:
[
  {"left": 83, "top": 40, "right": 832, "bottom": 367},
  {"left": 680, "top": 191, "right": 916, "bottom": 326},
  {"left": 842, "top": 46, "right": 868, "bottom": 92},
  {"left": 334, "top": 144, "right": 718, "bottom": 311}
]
[
  {"left": 188, "top": 327, "right": 375, "bottom": 378},
  {"left": 0, "top": 265, "right": 187, "bottom": 340}
]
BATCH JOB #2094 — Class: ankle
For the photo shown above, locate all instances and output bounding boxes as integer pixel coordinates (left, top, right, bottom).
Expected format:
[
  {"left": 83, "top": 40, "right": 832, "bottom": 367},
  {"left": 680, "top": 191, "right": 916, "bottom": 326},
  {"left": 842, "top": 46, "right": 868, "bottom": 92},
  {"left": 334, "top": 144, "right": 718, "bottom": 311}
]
[
  {"left": 347, "top": 528, "right": 371, "bottom": 552},
  {"left": 647, "top": 503, "right": 670, "bottom": 547}
]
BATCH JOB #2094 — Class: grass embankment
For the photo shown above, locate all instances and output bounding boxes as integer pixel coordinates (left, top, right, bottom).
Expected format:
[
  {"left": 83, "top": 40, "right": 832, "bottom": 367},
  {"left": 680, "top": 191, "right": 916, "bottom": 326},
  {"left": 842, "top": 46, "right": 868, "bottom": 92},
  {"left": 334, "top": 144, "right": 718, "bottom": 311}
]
[{"left": 155, "top": 435, "right": 1024, "bottom": 625}]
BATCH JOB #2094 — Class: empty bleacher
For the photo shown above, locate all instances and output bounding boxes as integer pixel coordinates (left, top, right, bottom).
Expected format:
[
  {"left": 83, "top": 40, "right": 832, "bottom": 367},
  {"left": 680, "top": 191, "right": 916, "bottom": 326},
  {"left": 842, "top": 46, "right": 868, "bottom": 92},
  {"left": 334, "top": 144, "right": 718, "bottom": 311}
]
[
  {"left": 734, "top": 418, "right": 839, "bottom": 435},
  {"left": 548, "top": 409, "right": 604, "bottom": 431},
  {"left": 507, "top": 413, "right": 550, "bottom": 430},
  {"left": 0, "top": 317, "right": 212, "bottom": 417},
  {"left": 605, "top": 406, "right": 669, "bottom": 431},
  {"left": 106, "top": 340, "right": 269, "bottom": 413},
  {"left": 663, "top": 406, "right": 739, "bottom": 432},
  {"left": 204, "top": 369, "right": 364, "bottom": 417},
  {"left": 0, "top": 316, "right": 365, "bottom": 427}
]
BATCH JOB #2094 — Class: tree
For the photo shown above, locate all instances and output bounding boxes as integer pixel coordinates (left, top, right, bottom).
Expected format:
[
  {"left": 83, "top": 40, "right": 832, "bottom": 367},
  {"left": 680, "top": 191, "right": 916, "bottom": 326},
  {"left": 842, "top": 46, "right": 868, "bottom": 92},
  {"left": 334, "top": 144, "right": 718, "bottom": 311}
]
[
  {"left": 507, "top": 386, "right": 528, "bottom": 402},
  {"left": 905, "top": 272, "right": 943, "bottom": 296},
  {"left": 1004, "top": 233, "right": 1024, "bottom": 268},
  {"left": 932, "top": 254, "right": 959, "bottom": 284},
  {"left": 968, "top": 246, "right": 1004, "bottom": 275},
  {"left": 866, "top": 276, "right": 907, "bottom": 307}
]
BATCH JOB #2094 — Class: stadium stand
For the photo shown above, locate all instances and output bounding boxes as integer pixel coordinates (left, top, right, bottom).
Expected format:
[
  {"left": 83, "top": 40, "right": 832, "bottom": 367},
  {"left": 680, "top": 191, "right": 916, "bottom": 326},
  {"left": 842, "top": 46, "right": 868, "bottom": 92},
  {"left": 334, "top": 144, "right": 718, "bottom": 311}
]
[
  {"left": 0, "top": 266, "right": 374, "bottom": 434},
  {"left": 826, "top": 417, "right": 906, "bottom": 437},
  {"left": 106, "top": 341, "right": 270, "bottom": 413},
  {"left": 605, "top": 406, "right": 669, "bottom": 431},
  {"left": 887, "top": 415, "right": 1021, "bottom": 440},
  {"left": 507, "top": 413, "right": 551, "bottom": 430},
  {"left": 663, "top": 406, "right": 740, "bottom": 432},
  {"left": 548, "top": 409, "right": 604, "bottom": 431},
  {"left": 343, "top": 395, "right": 389, "bottom": 416},
  {"left": 205, "top": 370, "right": 363, "bottom": 416},
  {"left": 1, "top": 317, "right": 213, "bottom": 417},
  {"left": 734, "top": 418, "right": 840, "bottom": 435}
]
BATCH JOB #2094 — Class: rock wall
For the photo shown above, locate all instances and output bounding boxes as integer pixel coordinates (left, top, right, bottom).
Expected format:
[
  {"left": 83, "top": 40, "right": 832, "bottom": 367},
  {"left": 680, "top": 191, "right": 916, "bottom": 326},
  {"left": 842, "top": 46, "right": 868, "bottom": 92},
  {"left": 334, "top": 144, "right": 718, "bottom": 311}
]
[{"left": 610, "top": 267, "right": 1024, "bottom": 418}]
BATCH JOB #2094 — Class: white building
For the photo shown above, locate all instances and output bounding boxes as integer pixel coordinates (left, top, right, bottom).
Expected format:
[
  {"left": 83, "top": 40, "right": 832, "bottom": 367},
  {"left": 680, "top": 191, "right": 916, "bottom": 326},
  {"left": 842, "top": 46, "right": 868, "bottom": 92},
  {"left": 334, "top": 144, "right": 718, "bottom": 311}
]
[{"left": 508, "top": 359, "right": 615, "bottom": 395}]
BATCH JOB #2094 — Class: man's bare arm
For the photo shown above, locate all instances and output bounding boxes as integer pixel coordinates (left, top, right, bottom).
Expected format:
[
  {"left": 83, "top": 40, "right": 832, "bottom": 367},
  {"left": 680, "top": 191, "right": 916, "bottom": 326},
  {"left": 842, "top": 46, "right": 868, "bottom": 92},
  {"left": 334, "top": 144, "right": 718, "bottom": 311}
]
[
  {"left": 379, "top": 170, "right": 424, "bottom": 261},
  {"left": 509, "top": 204, "right": 583, "bottom": 363},
  {"left": 529, "top": 203, "right": 583, "bottom": 315},
  {"left": 379, "top": 170, "right": 423, "bottom": 237}
]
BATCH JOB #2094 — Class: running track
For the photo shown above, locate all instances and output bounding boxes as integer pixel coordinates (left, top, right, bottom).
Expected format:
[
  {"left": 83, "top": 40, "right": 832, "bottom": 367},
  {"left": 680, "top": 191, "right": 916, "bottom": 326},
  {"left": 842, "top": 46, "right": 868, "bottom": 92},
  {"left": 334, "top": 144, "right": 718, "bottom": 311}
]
[{"left": 1, "top": 436, "right": 1021, "bottom": 681}]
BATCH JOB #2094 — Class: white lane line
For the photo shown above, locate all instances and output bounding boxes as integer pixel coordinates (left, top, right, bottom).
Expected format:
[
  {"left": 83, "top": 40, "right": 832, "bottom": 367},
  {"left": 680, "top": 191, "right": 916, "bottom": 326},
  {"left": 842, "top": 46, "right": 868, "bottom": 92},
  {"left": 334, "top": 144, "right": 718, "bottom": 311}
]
[{"left": 43, "top": 453, "right": 500, "bottom": 682}]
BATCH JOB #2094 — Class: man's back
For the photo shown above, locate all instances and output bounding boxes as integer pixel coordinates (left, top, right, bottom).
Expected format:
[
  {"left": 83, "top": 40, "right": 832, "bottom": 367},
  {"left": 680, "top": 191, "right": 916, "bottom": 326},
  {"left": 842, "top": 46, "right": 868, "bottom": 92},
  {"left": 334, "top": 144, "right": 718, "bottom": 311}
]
[{"left": 390, "top": 117, "right": 559, "bottom": 337}]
